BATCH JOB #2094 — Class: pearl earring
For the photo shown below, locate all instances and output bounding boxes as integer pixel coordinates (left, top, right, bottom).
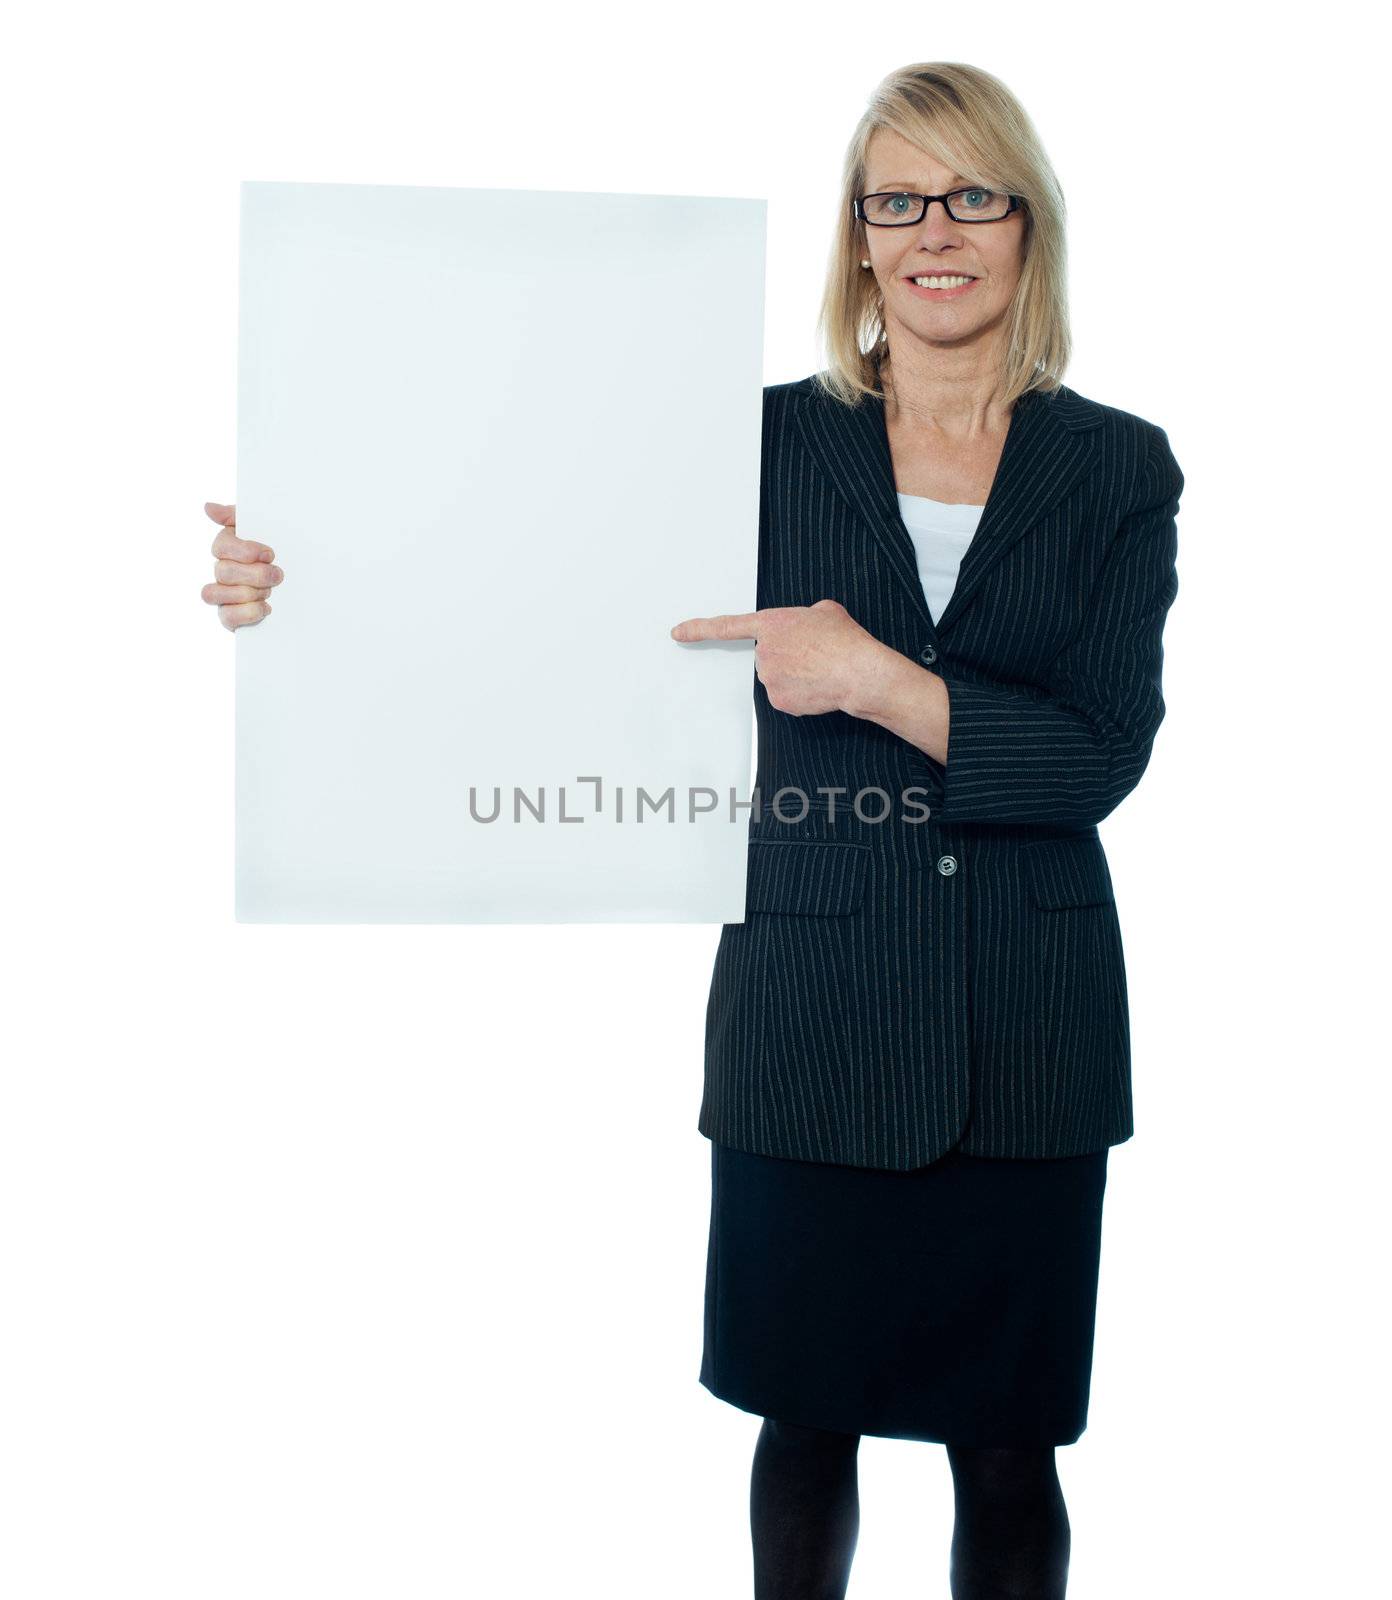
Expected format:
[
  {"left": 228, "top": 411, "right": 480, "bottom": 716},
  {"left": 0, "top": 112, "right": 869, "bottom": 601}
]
[{"left": 860, "top": 259, "right": 870, "bottom": 269}]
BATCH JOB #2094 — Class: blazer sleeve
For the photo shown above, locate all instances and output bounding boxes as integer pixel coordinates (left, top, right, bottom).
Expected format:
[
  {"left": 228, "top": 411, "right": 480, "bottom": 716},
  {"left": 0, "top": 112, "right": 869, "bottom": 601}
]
[{"left": 925, "top": 422, "right": 1184, "bottom": 830}]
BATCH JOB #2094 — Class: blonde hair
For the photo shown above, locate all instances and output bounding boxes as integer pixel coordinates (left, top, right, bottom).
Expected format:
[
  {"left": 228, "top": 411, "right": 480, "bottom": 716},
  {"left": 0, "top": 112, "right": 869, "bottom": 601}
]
[{"left": 815, "top": 62, "right": 1071, "bottom": 408}]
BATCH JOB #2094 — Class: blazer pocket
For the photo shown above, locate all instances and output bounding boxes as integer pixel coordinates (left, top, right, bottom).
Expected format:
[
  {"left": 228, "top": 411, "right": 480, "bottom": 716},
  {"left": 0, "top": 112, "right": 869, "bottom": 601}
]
[
  {"left": 746, "top": 839, "right": 871, "bottom": 916},
  {"left": 1024, "top": 835, "right": 1116, "bottom": 910}
]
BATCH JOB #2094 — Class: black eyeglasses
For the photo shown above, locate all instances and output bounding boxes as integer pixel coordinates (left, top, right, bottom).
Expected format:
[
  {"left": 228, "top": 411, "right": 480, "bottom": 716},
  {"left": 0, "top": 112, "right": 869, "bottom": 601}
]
[{"left": 854, "top": 188, "right": 1024, "bottom": 226}]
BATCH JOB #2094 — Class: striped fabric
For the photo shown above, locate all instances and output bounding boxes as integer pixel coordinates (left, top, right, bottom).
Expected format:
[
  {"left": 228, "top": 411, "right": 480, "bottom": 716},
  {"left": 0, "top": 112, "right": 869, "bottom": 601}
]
[{"left": 697, "top": 372, "right": 1184, "bottom": 1170}]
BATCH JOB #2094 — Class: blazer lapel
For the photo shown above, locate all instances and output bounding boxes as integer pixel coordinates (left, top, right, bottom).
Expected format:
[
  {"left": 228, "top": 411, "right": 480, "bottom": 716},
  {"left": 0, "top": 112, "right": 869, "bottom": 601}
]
[{"left": 794, "top": 378, "right": 1102, "bottom": 641}]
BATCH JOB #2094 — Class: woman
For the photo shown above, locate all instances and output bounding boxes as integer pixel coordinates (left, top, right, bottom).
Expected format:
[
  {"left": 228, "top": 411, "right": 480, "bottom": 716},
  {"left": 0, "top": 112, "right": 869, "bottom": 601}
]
[
  {"left": 669, "top": 64, "right": 1183, "bottom": 1600},
  {"left": 201, "top": 61, "right": 1183, "bottom": 1600}
]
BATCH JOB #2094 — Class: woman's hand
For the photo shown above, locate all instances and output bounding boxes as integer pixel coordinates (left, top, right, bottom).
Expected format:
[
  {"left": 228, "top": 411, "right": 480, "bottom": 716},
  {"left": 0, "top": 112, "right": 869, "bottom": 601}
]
[
  {"left": 200, "top": 502, "right": 283, "bottom": 630},
  {"left": 670, "top": 599, "right": 907, "bottom": 717}
]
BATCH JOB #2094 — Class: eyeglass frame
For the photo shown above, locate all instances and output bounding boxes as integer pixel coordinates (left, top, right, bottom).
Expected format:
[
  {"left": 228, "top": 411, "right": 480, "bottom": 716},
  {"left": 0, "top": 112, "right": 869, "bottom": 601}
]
[{"left": 853, "top": 189, "right": 1025, "bottom": 226}]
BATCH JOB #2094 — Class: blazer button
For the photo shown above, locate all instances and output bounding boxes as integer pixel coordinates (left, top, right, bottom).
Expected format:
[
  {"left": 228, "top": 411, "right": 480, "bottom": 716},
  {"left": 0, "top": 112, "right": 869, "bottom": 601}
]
[
  {"left": 937, "top": 855, "right": 958, "bottom": 876},
  {"left": 919, "top": 644, "right": 938, "bottom": 664}
]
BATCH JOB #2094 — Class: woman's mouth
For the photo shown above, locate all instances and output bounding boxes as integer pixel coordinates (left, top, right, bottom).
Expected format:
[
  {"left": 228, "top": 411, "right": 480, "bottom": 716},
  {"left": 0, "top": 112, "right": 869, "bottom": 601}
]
[{"left": 902, "top": 274, "right": 978, "bottom": 300}]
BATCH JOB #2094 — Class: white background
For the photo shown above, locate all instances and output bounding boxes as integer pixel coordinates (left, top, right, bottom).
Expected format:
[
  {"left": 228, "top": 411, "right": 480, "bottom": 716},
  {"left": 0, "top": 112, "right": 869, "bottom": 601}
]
[{"left": 3, "top": 3, "right": 1386, "bottom": 1595}]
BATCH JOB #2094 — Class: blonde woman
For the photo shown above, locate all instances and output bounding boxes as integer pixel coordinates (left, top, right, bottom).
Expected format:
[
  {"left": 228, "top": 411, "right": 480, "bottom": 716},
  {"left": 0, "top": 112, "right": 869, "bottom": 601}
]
[
  {"left": 671, "top": 63, "right": 1183, "bottom": 1599},
  {"left": 204, "top": 61, "right": 1183, "bottom": 1600}
]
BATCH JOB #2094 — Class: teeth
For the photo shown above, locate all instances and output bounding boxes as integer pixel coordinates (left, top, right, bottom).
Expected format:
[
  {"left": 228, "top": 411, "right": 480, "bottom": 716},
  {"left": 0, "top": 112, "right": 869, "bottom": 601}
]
[{"left": 912, "top": 275, "right": 974, "bottom": 288}]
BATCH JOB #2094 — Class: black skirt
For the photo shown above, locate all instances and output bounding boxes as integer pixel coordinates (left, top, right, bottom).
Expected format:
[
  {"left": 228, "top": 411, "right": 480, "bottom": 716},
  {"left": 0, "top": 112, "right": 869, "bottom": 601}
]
[{"left": 699, "top": 1137, "right": 1109, "bottom": 1447}]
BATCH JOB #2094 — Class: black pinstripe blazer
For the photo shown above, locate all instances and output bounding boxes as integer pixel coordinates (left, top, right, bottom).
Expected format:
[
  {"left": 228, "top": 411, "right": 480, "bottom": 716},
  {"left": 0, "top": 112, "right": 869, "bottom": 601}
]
[{"left": 697, "top": 371, "right": 1184, "bottom": 1170}]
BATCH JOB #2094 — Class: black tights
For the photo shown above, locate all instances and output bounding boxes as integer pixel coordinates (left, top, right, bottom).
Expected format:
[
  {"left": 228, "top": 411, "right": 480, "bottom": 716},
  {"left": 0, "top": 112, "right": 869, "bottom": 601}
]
[{"left": 750, "top": 1416, "right": 1070, "bottom": 1599}]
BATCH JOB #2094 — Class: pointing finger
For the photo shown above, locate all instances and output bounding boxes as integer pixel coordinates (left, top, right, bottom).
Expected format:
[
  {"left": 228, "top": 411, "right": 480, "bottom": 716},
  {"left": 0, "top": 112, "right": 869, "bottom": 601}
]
[{"left": 670, "top": 611, "right": 763, "bottom": 643}]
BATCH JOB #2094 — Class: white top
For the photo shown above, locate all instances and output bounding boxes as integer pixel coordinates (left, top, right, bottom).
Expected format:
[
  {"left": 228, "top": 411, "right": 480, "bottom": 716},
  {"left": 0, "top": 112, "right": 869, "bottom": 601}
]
[{"left": 896, "top": 492, "right": 986, "bottom": 625}]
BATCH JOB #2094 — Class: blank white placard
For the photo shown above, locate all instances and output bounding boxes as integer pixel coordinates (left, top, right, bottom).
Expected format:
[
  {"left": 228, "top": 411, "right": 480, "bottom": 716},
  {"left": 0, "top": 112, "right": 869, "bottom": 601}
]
[{"left": 235, "top": 180, "right": 765, "bottom": 923}]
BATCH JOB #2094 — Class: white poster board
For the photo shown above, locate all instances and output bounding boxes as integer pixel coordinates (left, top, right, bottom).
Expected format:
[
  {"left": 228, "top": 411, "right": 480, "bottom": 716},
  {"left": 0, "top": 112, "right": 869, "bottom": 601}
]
[{"left": 235, "top": 180, "right": 765, "bottom": 922}]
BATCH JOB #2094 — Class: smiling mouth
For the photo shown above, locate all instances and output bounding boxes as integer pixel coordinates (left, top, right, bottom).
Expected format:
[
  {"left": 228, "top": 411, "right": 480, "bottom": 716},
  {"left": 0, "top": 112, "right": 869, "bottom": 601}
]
[{"left": 902, "top": 274, "right": 980, "bottom": 299}]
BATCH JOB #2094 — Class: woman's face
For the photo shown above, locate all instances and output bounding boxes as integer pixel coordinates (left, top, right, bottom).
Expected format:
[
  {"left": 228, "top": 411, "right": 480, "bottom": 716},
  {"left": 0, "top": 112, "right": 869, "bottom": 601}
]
[{"left": 860, "top": 127, "right": 1026, "bottom": 361}]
